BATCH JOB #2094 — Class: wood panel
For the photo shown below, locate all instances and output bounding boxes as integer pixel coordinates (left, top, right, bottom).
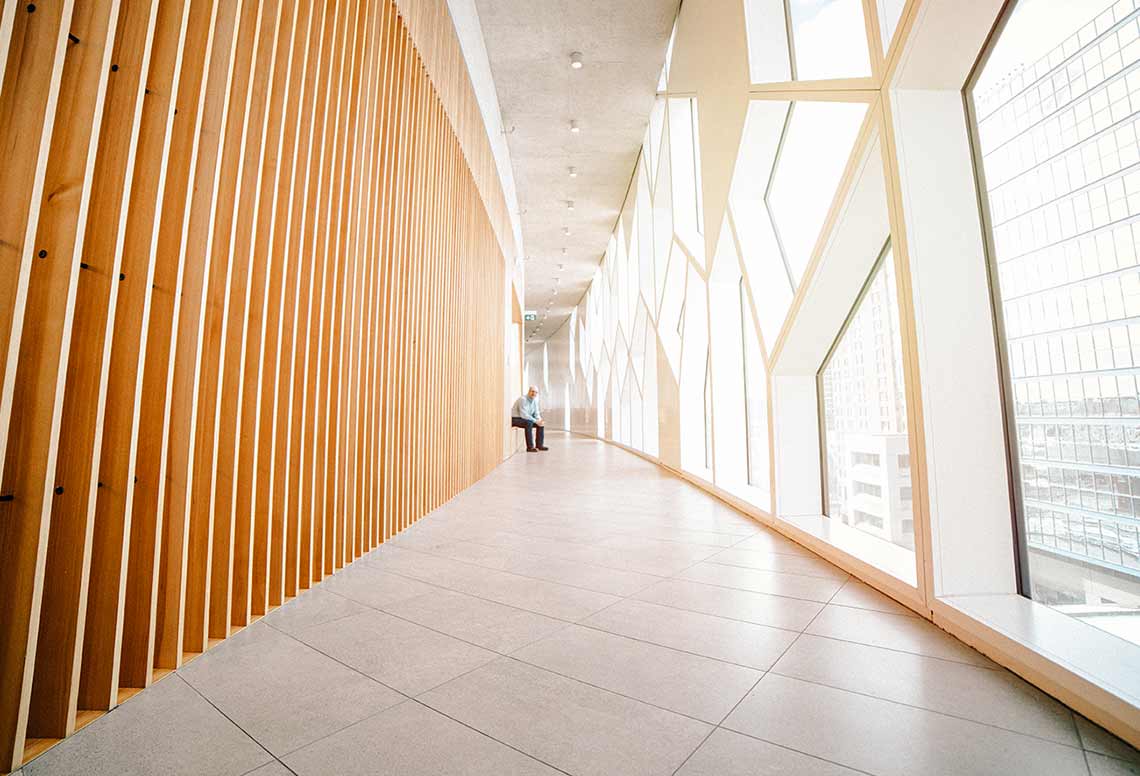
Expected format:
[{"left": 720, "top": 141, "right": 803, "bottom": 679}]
[
  {"left": 0, "top": 0, "right": 506, "bottom": 769},
  {"left": 80, "top": 0, "right": 193, "bottom": 714}
]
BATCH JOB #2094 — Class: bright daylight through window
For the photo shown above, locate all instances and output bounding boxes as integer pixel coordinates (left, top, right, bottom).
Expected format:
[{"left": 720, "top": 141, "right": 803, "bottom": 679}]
[
  {"left": 971, "top": 0, "right": 1140, "bottom": 644},
  {"left": 820, "top": 245, "right": 913, "bottom": 554}
]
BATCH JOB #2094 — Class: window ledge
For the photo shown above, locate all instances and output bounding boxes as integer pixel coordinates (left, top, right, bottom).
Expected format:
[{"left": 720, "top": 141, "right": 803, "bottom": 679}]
[
  {"left": 935, "top": 593, "right": 1140, "bottom": 747},
  {"left": 780, "top": 513, "right": 918, "bottom": 586}
]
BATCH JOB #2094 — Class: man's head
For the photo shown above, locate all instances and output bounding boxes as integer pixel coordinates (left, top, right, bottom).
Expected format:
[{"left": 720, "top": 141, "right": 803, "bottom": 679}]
[{"left": 527, "top": 385, "right": 538, "bottom": 399}]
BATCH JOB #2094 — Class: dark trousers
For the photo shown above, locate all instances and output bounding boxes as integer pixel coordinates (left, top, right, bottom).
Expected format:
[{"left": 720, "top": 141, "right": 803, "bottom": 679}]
[{"left": 511, "top": 417, "right": 545, "bottom": 449}]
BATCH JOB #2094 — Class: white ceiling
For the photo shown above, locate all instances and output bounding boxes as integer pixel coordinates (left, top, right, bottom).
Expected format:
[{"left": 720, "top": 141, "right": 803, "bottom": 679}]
[{"left": 472, "top": 0, "right": 680, "bottom": 342}]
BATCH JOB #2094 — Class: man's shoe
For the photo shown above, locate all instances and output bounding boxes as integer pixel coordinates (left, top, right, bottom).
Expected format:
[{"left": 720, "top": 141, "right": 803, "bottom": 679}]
[
  {"left": 537, "top": 446, "right": 549, "bottom": 451},
  {"left": 526, "top": 447, "right": 538, "bottom": 453}
]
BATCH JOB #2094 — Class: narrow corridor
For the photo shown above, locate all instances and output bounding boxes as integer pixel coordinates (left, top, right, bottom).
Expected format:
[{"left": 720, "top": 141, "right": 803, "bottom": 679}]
[{"left": 18, "top": 435, "right": 1140, "bottom": 776}]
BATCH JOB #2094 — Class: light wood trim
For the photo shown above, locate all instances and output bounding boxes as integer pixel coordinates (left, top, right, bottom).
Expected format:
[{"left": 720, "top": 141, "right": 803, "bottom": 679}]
[{"left": 2, "top": 1, "right": 507, "bottom": 768}]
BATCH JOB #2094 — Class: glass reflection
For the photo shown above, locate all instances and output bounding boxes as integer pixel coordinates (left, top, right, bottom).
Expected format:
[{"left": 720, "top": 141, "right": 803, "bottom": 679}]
[{"left": 972, "top": 0, "right": 1140, "bottom": 645}]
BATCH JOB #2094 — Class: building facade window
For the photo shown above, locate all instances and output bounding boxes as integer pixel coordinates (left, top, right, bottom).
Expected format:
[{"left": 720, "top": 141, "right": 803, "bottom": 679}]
[
  {"left": 971, "top": 0, "right": 1140, "bottom": 645},
  {"left": 821, "top": 244, "right": 914, "bottom": 552}
]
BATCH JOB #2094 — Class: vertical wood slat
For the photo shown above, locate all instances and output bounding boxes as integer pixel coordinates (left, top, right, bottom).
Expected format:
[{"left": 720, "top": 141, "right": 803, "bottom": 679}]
[
  {"left": 1, "top": 0, "right": 507, "bottom": 769},
  {"left": 238, "top": 0, "right": 298, "bottom": 619},
  {"left": 212, "top": 0, "right": 281, "bottom": 635},
  {"left": 0, "top": 0, "right": 79, "bottom": 765},
  {"left": 24, "top": 0, "right": 124, "bottom": 740},
  {"left": 153, "top": 0, "right": 242, "bottom": 670},
  {"left": 184, "top": 0, "right": 263, "bottom": 652},
  {"left": 120, "top": 0, "right": 220, "bottom": 693},
  {"left": 80, "top": 0, "right": 193, "bottom": 714},
  {"left": 255, "top": 0, "right": 315, "bottom": 610},
  {"left": 287, "top": 0, "right": 337, "bottom": 593}
]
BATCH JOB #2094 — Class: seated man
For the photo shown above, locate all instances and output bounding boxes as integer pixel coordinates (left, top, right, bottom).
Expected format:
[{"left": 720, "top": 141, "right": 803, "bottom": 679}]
[{"left": 511, "top": 385, "right": 548, "bottom": 452}]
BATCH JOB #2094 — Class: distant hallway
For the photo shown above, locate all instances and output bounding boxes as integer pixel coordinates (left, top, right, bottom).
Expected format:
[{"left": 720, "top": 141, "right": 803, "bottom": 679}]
[{"left": 17, "top": 434, "right": 1139, "bottom": 776}]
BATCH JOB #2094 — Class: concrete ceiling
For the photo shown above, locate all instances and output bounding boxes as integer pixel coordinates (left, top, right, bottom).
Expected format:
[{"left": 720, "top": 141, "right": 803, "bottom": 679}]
[{"left": 473, "top": 0, "right": 680, "bottom": 343}]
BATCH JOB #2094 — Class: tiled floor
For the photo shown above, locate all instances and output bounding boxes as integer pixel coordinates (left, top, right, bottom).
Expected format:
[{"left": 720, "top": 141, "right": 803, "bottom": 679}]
[{"left": 21, "top": 434, "right": 1140, "bottom": 775}]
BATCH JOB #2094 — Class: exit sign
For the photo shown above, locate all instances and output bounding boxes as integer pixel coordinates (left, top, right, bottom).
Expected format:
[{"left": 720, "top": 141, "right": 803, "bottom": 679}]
[{"left": 524, "top": 311, "right": 538, "bottom": 321}]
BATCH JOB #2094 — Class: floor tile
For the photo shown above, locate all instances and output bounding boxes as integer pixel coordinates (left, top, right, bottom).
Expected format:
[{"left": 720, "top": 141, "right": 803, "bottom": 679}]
[
  {"left": 582, "top": 598, "right": 797, "bottom": 669},
  {"left": 830, "top": 578, "right": 917, "bottom": 616},
  {"left": 242, "top": 762, "right": 293, "bottom": 776},
  {"left": 732, "top": 531, "right": 816, "bottom": 556},
  {"left": 707, "top": 547, "right": 849, "bottom": 580},
  {"left": 284, "top": 700, "right": 560, "bottom": 775},
  {"left": 675, "top": 728, "right": 863, "bottom": 776},
  {"left": 634, "top": 578, "right": 824, "bottom": 631},
  {"left": 1088, "top": 752, "right": 1140, "bottom": 775},
  {"left": 178, "top": 622, "right": 403, "bottom": 756},
  {"left": 1077, "top": 715, "right": 1140, "bottom": 764},
  {"left": 420, "top": 658, "right": 711, "bottom": 776},
  {"left": 383, "top": 588, "right": 565, "bottom": 652},
  {"left": 293, "top": 609, "right": 497, "bottom": 695},
  {"left": 512, "top": 624, "right": 762, "bottom": 722},
  {"left": 678, "top": 562, "right": 845, "bottom": 603},
  {"left": 319, "top": 564, "right": 438, "bottom": 610},
  {"left": 724, "top": 674, "right": 1090, "bottom": 776},
  {"left": 504, "top": 553, "right": 663, "bottom": 596},
  {"left": 22, "top": 675, "right": 270, "bottom": 776},
  {"left": 448, "top": 566, "right": 621, "bottom": 620},
  {"left": 260, "top": 586, "right": 369, "bottom": 636},
  {"left": 806, "top": 604, "right": 992, "bottom": 667},
  {"left": 772, "top": 633, "right": 1079, "bottom": 745}
]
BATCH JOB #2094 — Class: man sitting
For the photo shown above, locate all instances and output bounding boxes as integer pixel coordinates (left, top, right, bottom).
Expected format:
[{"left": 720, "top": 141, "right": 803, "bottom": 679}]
[{"left": 511, "top": 385, "right": 548, "bottom": 452}]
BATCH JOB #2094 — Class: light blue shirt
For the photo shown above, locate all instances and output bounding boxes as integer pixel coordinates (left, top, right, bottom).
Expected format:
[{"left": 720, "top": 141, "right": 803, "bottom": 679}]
[{"left": 513, "top": 394, "right": 541, "bottom": 422}]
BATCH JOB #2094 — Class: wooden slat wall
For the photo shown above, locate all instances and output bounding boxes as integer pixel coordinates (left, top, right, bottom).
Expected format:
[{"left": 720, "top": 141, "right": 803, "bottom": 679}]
[{"left": 0, "top": 0, "right": 506, "bottom": 770}]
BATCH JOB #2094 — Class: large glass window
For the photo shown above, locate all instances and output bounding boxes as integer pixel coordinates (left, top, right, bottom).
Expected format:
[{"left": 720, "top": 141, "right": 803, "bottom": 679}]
[
  {"left": 820, "top": 244, "right": 914, "bottom": 553},
  {"left": 788, "top": 0, "right": 872, "bottom": 81},
  {"left": 971, "top": 0, "right": 1140, "bottom": 645},
  {"left": 769, "top": 101, "right": 868, "bottom": 286}
]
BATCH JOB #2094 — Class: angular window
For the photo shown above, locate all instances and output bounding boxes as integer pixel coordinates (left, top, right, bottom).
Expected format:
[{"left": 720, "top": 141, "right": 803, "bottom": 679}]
[
  {"left": 730, "top": 99, "right": 867, "bottom": 347},
  {"left": 971, "top": 0, "right": 1140, "bottom": 645},
  {"left": 821, "top": 243, "right": 914, "bottom": 553},
  {"left": 768, "top": 101, "right": 868, "bottom": 286},
  {"left": 744, "top": 0, "right": 793, "bottom": 83},
  {"left": 877, "top": 0, "right": 906, "bottom": 54},
  {"left": 788, "top": 0, "right": 872, "bottom": 81},
  {"left": 669, "top": 97, "right": 705, "bottom": 264},
  {"left": 740, "top": 279, "right": 771, "bottom": 491}
]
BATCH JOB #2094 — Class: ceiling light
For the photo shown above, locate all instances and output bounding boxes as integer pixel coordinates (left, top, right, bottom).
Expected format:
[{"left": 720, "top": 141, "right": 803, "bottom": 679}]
[
  {"left": 569, "top": 120, "right": 580, "bottom": 133},
  {"left": 570, "top": 51, "right": 583, "bottom": 69},
  {"left": 566, "top": 200, "right": 574, "bottom": 210},
  {"left": 563, "top": 227, "right": 571, "bottom": 236},
  {"left": 568, "top": 166, "right": 577, "bottom": 178}
]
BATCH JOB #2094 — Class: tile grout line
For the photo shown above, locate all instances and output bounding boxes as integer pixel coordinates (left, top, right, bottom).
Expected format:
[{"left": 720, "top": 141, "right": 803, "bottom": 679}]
[
  {"left": 258, "top": 618, "right": 574, "bottom": 774},
  {"left": 176, "top": 673, "right": 302, "bottom": 776}
]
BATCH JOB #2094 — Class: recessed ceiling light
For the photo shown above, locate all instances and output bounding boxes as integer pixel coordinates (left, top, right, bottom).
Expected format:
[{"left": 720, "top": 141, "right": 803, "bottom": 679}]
[
  {"left": 568, "top": 166, "right": 577, "bottom": 178},
  {"left": 570, "top": 51, "right": 583, "bottom": 69},
  {"left": 563, "top": 226, "right": 571, "bottom": 236},
  {"left": 566, "top": 200, "right": 574, "bottom": 210},
  {"left": 569, "top": 120, "right": 580, "bottom": 133}
]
